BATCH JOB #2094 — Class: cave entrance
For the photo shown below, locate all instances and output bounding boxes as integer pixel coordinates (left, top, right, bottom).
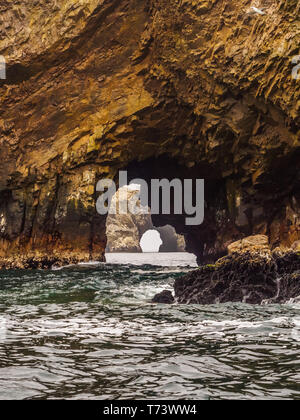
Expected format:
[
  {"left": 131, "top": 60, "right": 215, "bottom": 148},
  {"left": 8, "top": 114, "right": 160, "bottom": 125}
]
[
  {"left": 97, "top": 152, "right": 232, "bottom": 265},
  {"left": 103, "top": 155, "right": 207, "bottom": 263},
  {"left": 113, "top": 154, "right": 231, "bottom": 265},
  {"left": 104, "top": 183, "right": 186, "bottom": 254},
  {"left": 102, "top": 153, "right": 224, "bottom": 263},
  {"left": 99, "top": 151, "right": 231, "bottom": 265}
]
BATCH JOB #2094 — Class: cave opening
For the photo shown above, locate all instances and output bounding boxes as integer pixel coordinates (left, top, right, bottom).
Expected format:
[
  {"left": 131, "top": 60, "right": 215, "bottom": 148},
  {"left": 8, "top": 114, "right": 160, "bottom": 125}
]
[
  {"left": 104, "top": 182, "right": 187, "bottom": 255},
  {"left": 103, "top": 154, "right": 227, "bottom": 264}
]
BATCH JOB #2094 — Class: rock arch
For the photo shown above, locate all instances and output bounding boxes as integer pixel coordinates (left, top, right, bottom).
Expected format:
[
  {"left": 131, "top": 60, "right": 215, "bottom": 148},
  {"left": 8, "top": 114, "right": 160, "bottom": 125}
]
[{"left": 140, "top": 230, "right": 162, "bottom": 253}]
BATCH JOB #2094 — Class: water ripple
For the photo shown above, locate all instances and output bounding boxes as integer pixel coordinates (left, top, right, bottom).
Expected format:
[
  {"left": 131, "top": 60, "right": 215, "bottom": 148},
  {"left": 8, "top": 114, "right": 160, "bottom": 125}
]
[{"left": 0, "top": 255, "right": 299, "bottom": 400}]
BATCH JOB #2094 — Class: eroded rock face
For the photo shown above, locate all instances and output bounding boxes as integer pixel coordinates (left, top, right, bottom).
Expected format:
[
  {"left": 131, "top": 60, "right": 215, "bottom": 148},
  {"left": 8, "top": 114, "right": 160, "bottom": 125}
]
[
  {"left": 227, "top": 235, "right": 270, "bottom": 255},
  {"left": 291, "top": 241, "right": 300, "bottom": 252},
  {"left": 156, "top": 225, "right": 185, "bottom": 253},
  {"left": 0, "top": 0, "right": 299, "bottom": 267},
  {"left": 174, "top": 251, "right": 300, "bottom": 305},
  {"left": 105, "top": 188, "right": 185, "bottom": 252},
  {"left": 172, "top": 235, "right": 300, "bottom": 305}
]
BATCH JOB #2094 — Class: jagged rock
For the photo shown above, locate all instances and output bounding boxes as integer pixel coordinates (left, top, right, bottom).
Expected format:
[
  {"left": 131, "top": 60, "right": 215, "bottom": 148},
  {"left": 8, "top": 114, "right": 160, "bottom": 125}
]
[
  {"left": 152, "top": 290, "right": 175, "bottom": 304},
  {"left": 106, "top": 188, "right": 185, "bottom": 253},
  {"left": 291, "top": 241, "right": 300, "bottom": 252},
  {"left": 156, "top": 225, "right": 185, "bottom": 253},
  {"left": 176, "top": 235, "right": 186, "bottom": 252},
  {"left": 228, "top": 235, "right": 270, "bottom": 255},
  {"left": 272, "top": 246, "right": 291, "bottom": 255},
  {"left": 174, "top": 251, "right": 300, "bottom": 305},
  {"left": 0, "top": 255, "right": 80, "bottom": 270}
]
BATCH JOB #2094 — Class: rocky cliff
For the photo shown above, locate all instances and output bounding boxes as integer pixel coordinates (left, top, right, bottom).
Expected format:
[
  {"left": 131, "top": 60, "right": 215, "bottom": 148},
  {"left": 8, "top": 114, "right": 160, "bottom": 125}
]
[
  {"left": 0, "top": 0, "right": 299, "bottom": 268},
  {"left": 156, "top": 225, "right": 186, "bottom": 253}
]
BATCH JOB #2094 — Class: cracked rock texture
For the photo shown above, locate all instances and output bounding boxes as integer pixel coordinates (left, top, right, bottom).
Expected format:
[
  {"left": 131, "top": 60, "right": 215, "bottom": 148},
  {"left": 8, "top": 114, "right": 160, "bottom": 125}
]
[{"left": 0, "top": 0, "right": 299, "bottom": 268}]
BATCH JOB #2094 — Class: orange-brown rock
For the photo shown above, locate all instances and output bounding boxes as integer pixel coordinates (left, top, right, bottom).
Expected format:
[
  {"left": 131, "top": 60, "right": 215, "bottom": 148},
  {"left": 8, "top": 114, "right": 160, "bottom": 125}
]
[
  {"left": 228, "top": 235, "right": 270, "bottom": 255},
  {"left": 0, "top": 0, "right": 299, "bottom": 267}
]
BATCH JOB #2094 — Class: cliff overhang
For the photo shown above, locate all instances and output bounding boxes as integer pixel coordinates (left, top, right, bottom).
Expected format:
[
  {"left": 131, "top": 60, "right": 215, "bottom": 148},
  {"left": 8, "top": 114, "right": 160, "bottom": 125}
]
[{"left": 0, "top": 0, "right": 299, "bottom": 268}]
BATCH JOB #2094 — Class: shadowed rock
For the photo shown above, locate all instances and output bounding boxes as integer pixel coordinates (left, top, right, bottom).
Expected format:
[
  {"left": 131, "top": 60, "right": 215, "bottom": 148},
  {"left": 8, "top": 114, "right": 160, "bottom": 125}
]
[
  {"left": 152, "top": 290, "right": 175, "bottom": 304},
  {"left": 0, "top": 1, "right": 299, "bottom": 267},
  {"left": 157, "top": 225, "right": 185, "bottom": 252}
]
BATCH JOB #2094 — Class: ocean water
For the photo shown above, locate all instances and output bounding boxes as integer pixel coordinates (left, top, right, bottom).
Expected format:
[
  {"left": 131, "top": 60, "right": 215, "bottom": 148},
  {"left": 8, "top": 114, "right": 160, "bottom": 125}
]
[{"left": 0, "top": 252, "right": 299, "bottom": 400}]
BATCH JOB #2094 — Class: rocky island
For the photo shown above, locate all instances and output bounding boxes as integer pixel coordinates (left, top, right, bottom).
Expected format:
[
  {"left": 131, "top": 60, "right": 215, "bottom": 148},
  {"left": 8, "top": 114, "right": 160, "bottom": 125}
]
[
  {"left": 153, "top": 235, "right": 300, "bottom": 305},
  {"left": 0, "top": 0, "right": 300, "bottom": 402},
  {"left": 105, "top": 186, "right": 185, "bottom": 252}
]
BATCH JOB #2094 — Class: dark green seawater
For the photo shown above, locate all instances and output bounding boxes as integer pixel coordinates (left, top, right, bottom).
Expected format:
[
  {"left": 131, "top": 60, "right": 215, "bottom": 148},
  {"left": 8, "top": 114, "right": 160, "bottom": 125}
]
[{"left": 0, "top": 253, "right": 299, "bottom": 400}]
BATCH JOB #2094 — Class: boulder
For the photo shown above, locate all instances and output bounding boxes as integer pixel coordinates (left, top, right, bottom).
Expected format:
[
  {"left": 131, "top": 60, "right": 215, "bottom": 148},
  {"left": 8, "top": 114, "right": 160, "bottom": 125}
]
[
  {"left": 228, "top": 235, "right": 270, "bottom": 255},
  {"left": 152, "top": 290, "right": 175, "bottom": 304}
]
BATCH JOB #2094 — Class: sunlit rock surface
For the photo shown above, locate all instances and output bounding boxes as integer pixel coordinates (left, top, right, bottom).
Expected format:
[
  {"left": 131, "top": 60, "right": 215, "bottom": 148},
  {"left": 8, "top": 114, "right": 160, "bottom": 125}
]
[
  {"left": 0, "top": 0, "right": 299, "bottom": 267},
  {"left": 227, "top": 234, "right": 270, "bottom": 255}
]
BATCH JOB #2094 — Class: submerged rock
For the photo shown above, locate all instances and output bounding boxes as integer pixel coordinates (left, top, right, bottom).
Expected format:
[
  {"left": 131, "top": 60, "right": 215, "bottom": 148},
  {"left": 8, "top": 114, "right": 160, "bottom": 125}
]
[
  {"left": 174, "top": 251, "right": 300, "bottom": 305},
  {"left": 152, "top": 290, "right": 175, "bottom": 304}
]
